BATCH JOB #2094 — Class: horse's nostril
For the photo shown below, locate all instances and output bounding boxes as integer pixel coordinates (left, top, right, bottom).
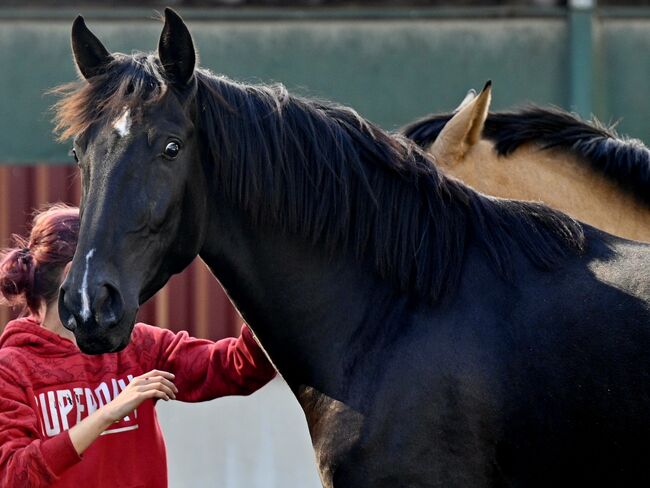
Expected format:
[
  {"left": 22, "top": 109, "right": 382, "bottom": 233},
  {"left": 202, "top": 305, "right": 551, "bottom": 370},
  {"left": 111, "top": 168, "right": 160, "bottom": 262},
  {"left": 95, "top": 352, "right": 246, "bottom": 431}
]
[
  {"left": 58, "top": 280, "right": 125, "bottom": 331},
  {"left": 58, "top": 287, "right": 78, "bottom": 332},
  {"left": 93, "top": 283, "right": 125, "bottom": 329}
]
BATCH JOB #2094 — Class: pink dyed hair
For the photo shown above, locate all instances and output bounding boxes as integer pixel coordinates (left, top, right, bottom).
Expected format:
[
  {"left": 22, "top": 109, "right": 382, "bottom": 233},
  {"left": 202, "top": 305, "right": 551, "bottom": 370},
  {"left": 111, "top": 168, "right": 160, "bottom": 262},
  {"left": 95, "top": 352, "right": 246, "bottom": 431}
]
[{"left": 0, "top": 204, "right": 80, "bottom": 316}]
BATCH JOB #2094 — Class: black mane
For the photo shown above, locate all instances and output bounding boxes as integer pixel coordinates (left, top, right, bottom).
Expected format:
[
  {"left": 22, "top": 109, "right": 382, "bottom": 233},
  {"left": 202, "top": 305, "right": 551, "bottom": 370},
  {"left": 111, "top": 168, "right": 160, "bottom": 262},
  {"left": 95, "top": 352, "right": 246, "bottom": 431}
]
[
  {"left": 401, "top": 106, "right": 650, "bottom": 207},
  {"left": 53, "top": 55, "right": 585, "bottom": 302}
]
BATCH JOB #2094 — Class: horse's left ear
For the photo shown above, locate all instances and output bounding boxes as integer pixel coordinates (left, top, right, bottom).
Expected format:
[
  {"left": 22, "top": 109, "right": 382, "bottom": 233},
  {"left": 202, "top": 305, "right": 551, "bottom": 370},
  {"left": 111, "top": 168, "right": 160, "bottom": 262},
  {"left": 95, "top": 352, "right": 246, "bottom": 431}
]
[
  {"left": 454, "top": 89, "right": 477, "bottom": 113},
  {"left": 158, "top": 8, "right": 196, "bottom": 86}
]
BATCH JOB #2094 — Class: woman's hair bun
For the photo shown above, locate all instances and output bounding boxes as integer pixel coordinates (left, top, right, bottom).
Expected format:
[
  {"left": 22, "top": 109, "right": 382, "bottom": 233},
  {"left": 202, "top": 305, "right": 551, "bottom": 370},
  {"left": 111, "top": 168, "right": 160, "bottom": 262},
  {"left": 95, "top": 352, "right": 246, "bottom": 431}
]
[
  {"left": 0, "top": 244, "right": 36, "bottom": 307},
  {"left": 0, "top": 203, "right": 80, "bottom": 316}
]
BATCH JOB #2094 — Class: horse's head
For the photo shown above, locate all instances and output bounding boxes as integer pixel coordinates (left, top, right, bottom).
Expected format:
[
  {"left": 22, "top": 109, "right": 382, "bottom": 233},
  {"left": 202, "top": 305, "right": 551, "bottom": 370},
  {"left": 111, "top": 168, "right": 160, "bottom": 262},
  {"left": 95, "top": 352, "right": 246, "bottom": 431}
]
[{"left": 58, "top": 9, "right": 207, "bottom": 353}]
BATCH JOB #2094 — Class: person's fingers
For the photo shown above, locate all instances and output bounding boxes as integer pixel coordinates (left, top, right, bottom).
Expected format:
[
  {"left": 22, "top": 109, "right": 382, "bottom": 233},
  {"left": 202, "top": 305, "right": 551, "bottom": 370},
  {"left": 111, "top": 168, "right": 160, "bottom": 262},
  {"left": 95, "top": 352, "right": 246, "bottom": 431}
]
[
  {"left": 158, "top": 377, "right": 178, "bottom": 394},
  {"left": 137, "top": 380, "right": 176, "bottom": 399},
  {"left": 143, "top": 389, "right": 170, "bottom": 401},
  {"left": 157, "top": 383, "right": 176, "bottom": 399},
  {"left": 152, "top": 390, "right": 170, "bottom": 401},
  {"left": 140, "top": 369, "right": 175, "bottom": 380},
  {"left": 140, "top": 376, "right": 178, "bottom": 395}
]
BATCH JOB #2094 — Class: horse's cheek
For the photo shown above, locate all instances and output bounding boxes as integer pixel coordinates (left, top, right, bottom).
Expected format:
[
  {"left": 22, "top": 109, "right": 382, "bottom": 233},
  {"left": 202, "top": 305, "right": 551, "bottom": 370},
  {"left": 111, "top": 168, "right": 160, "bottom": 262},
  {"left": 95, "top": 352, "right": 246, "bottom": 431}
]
[{"left": 145, "top": 165, "right": 183, "bottom": 230}]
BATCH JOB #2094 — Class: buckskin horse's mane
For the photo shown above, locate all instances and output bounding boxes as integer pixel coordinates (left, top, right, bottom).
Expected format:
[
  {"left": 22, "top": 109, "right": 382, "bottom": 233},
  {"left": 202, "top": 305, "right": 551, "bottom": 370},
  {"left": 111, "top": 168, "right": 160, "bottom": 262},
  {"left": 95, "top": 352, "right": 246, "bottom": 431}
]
[
  {"left": 52, "top": 53, "right": 584, "bottom": 302},
  {"left": 402, "top": 106, "right": 650, "bottom": 207}
]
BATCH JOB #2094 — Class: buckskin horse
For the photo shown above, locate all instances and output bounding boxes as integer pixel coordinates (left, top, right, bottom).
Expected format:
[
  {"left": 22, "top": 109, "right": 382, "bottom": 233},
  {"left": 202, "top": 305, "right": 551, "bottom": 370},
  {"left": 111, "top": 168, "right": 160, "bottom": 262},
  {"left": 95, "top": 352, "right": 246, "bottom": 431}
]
[
  {"left": 56, "top": 9, "right": 650, "bottom": 487},
  {"left": 402, "top": 83, "right": 650, "bottom": 242}
]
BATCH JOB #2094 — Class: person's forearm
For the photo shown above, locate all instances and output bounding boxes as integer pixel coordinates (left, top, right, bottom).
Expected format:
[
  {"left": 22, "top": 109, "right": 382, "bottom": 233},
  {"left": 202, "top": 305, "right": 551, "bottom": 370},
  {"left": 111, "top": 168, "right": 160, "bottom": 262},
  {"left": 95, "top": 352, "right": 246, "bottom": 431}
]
[{"left": 68, "top": 408, "right": 115, "bottom": 456}]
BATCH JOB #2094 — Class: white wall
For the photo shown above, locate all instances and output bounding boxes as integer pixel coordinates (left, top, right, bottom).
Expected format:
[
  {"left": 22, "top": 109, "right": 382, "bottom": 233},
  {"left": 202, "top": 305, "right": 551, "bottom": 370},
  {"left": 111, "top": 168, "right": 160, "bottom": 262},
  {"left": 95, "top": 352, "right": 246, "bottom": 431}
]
[{"left": 156, "top": 376, "right": 322, "bottom": 488}]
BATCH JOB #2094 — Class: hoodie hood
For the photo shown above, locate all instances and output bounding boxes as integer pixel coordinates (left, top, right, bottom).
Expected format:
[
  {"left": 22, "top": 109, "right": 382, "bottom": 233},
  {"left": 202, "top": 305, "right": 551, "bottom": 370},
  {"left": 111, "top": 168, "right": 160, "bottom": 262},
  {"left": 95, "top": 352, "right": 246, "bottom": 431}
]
[{"left": 0, "top": 316, "right": 79, "bottom": 357}]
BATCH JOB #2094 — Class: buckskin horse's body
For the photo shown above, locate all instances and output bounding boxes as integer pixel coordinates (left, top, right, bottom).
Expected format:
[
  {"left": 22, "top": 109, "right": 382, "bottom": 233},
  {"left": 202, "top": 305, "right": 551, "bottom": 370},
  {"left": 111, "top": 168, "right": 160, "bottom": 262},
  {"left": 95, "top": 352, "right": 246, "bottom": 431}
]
[
  {"left": 402, "top": 84, "right": 650, "bottom": 242},
  {"left": 56, "top": 10, "right": 650, "bottom": 487}
]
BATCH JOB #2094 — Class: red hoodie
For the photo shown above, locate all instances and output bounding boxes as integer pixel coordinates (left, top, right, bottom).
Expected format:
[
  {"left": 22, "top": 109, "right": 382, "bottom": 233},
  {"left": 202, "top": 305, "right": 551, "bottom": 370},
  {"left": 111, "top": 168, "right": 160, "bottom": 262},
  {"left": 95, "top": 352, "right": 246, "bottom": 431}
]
[{"left": 0, "top": 317, "right": 276, "bottom": 487}]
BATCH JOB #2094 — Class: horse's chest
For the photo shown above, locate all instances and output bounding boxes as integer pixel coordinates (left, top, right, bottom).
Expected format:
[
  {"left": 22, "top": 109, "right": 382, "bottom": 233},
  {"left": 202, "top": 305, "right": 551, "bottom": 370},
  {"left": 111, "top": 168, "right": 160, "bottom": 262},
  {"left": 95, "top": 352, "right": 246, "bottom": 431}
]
[{"left": 294, "top": 350, "right": 503, "bottom": 487}]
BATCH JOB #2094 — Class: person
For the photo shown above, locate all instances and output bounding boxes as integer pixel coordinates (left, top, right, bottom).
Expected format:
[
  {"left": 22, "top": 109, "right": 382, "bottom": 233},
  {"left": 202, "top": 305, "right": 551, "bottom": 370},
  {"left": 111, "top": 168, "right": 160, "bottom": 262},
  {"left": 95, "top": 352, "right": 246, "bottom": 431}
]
[{"left": 0, "top": 204, "right": 276, "bottom": 487}]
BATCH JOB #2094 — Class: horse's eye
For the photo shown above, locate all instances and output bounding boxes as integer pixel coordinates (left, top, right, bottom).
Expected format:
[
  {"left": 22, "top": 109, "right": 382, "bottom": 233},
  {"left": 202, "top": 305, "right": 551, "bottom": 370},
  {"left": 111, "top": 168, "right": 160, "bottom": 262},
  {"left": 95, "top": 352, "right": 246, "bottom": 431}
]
[
  {"left": 70, "top": 148, "right": 79, "bottom": 163},
  {"left": 163, "top": 141, "right": 180, "bottom": 159}
]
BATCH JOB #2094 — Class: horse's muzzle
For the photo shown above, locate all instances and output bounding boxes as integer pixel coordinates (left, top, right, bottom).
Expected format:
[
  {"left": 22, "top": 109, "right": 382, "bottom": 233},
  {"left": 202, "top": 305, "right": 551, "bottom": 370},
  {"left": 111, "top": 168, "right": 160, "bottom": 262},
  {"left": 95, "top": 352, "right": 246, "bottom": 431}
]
[{"left": 58, "top": 280, "right": 128, "bottom": 354}]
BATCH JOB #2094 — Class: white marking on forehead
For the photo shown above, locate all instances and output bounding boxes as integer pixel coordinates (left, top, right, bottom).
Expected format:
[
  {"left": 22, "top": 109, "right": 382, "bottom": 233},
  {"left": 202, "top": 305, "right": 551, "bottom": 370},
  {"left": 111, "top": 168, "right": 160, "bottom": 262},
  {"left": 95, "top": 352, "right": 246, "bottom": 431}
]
[
  {"left": 80, "top": 249, "right": 95, "bottom": 321},
  {"left": 113, "top": 109, "right": 131, "bottom": 137}
]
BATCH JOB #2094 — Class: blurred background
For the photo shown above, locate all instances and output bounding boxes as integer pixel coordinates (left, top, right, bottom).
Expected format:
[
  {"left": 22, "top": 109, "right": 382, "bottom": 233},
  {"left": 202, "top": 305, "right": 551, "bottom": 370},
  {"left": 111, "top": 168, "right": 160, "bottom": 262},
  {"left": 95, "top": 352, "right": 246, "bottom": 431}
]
[{"left": 1, "top": 0, "right": 649, "bottom": 486}]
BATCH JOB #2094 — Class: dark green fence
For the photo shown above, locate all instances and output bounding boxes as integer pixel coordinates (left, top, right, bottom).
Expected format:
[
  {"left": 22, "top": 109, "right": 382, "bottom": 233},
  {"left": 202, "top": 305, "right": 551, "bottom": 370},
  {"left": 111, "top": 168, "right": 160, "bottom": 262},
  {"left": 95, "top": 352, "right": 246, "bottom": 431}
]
[{"left": 1, "top": 5, "right": 648, "bottom": 164}]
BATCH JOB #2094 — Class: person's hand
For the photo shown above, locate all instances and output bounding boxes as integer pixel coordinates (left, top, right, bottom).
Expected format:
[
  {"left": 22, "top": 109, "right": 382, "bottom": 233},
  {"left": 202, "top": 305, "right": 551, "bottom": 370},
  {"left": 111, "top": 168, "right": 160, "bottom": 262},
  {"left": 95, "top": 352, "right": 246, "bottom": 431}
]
[
  {"left": 102, "top": 370, "right": 178, "bottom": 423},
  {"left": 69, "top": 370, "right": 178, "bottom": 456}
]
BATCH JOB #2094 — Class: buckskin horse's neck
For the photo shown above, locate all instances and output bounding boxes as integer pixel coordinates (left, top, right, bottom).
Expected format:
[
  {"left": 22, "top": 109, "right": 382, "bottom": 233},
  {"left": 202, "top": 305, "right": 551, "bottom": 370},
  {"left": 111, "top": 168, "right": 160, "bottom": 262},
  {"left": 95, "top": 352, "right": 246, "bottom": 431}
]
[{"left": 198, "top": 193, "right": 400, "bottom": 408}]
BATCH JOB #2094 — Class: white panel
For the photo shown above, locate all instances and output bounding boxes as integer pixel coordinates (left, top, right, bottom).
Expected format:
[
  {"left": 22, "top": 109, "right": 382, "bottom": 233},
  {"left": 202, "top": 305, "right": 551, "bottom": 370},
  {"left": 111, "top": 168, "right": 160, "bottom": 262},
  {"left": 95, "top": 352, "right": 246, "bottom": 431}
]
[{"left": 157, "top": 376, "right": 322, "bottom": 488}]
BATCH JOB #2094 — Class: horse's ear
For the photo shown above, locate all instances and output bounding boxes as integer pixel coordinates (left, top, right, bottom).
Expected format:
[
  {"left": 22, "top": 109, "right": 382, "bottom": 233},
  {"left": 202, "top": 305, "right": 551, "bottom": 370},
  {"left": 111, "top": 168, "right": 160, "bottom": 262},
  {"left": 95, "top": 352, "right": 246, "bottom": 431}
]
[
  {"left": 428, "top": 81, "right": 492, "bottom": 166},
  {"left": 454, "top": 89, "right": 477, "bottom": 113},
  {"left": 158, "top": 8, "right": 196, "bottom": 86},
  {"left": 71, "top": 16, "right": 113, "bottom": 80}
]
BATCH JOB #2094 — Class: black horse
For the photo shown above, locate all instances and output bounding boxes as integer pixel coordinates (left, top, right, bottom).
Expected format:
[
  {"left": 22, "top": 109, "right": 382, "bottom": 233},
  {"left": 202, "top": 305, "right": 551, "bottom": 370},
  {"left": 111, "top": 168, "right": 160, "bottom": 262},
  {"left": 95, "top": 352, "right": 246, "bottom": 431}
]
[{"left": 57, "top": 9, "right": 650, "bottom": 487}]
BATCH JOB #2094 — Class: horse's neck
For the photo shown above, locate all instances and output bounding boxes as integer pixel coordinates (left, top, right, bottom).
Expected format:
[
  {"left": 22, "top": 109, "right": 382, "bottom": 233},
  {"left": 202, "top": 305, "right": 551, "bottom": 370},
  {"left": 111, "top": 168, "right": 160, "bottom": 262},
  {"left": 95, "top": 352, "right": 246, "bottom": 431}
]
[
  {"left": 199, "top": 197, "right": 399, "bottom": 403},
  {"left": 446, "top": 141, "right": 650, "bottom": 242}
]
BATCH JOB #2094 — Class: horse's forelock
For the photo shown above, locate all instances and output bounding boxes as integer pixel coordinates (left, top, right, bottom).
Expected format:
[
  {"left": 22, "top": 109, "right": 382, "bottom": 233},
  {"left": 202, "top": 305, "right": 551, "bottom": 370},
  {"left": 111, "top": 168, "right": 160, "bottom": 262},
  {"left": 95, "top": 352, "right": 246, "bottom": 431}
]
[{"left": 52, "top": 53, "right": 167, "bottom": 141}]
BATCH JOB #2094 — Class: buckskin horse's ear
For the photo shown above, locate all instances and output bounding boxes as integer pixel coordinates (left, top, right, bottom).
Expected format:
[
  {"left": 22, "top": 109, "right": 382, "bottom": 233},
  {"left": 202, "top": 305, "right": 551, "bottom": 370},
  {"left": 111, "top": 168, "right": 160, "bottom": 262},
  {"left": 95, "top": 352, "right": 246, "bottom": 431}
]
[
  {"left": 71, "top": 15, "right": 113, "bottom": 80},
  {"left": 454, "top": 89, "right": 477, "bottom": 113},
  {"left": 429, "top": 81, "right": 492, "bottom": 166},
  {"left": 158, "top": 8, "right": 196, "bottom": 86}
]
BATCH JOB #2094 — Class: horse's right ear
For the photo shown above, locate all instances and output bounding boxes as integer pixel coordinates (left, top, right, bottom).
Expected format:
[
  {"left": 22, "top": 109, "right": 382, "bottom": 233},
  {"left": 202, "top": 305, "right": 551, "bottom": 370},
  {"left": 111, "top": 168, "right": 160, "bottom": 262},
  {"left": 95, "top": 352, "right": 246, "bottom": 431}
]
[
  {"left": 71, "top": 16, "right": 113, "bottom": 80},
  {"left": 428, "top": 81, "right": 492, "bottom": 166},
  {"left": 158, "top": 8, "right": 196, "bottom": 86}
]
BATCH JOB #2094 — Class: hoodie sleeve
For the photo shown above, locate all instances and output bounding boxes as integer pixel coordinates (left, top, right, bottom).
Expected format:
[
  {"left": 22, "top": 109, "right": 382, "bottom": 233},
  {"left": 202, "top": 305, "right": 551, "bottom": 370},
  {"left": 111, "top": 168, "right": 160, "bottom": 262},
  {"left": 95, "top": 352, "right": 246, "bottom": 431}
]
[
  {"left": 139, "top": 324, "right": 276, "bottom": 402},
  {"left": 0, "top": 363, "right": 82, "bottom": 488}
]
